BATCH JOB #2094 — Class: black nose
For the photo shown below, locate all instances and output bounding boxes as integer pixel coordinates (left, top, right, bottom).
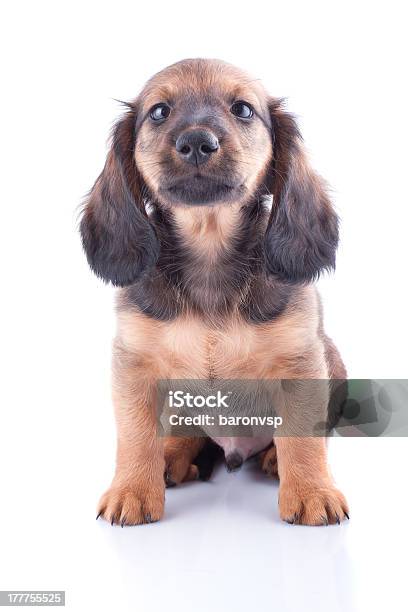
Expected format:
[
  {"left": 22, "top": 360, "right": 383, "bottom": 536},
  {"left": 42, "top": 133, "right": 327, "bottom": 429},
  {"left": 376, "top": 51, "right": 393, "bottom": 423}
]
[{"left": 175, "top": 129, "right": 219, "bottom": 165}]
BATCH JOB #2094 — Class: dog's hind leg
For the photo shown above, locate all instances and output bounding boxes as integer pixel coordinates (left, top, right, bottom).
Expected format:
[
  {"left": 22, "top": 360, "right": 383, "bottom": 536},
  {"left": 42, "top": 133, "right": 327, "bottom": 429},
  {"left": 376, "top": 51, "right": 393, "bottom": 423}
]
[
  {"left": 164, "top": 437, "right": 222, "bottom": 486},
  {"left": 164, "top": 437, "right": 205, "bottom": 486},
  {"left": 259, "top": 441, "right": 279, "bottom": 478}
]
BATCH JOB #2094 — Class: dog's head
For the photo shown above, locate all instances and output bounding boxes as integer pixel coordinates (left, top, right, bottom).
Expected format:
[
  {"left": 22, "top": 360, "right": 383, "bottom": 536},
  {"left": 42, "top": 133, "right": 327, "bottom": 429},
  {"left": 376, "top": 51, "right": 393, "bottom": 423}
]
[
  {"left": 81, "top": 58, "right": 338, "bottom": 287},
  {"left": 134, "top": 60, "right": 272, "bottom": 207}
]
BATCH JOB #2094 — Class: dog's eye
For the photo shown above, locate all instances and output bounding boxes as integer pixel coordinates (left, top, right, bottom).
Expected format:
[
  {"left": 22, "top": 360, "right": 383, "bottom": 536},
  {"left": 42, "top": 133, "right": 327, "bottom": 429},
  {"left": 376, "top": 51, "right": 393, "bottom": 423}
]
[
  {"left": 150, "top": 103, "right": 171, "bottom": 122},
  {"left": 230, "top": 101, "right": 254, "bottom": 119}
]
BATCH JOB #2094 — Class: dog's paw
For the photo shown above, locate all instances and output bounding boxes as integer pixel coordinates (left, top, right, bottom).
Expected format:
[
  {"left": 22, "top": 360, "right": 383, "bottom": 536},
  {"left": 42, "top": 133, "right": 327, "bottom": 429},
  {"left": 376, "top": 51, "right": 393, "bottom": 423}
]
[
  {"left": 164, "top": 452, "right": 199, "bottom": 487},
  {"left": 279, "top": 482, "right": 349, "bottom": 526},
  {"left": 96, "top": 483, "right": 164, "bottom": 526},
  {"left": 260, "top": 444, "right": 279, "bottom": 477}
]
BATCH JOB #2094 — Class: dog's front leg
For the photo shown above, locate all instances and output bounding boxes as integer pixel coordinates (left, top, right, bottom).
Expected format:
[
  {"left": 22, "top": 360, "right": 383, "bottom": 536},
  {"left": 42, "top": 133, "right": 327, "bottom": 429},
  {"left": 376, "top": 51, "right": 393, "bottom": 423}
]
[
  {"left": 97, "top": 345, "right": 165, "bottom": 526},
  {"left": 274, "top": 380, "right": 349, "bottom": 526},
  {"left": 275, "top": 437, "right": 349, "bottom": 525}
]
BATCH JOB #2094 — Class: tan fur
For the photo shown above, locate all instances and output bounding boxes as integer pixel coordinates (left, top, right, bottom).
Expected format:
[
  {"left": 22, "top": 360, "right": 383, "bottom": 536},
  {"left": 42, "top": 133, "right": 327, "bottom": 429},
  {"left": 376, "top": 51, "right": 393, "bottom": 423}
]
[
  {"left": 164, "top": 437, "right": 205, "bottom": 485},
  {"left": 97, "top": 341, "right": 165, "bottom": 525},
  {"left": 273, "top": 437, "right": 349, "bottom": 525},
  {"left": 98, "top": 267, "right": 347, "bottom": 526},
  {"left": 173, "top": 203, "right": 243, "bottom": 259},
  {"left": 116, "top": 284, "right": 319, "bottom": 380}
]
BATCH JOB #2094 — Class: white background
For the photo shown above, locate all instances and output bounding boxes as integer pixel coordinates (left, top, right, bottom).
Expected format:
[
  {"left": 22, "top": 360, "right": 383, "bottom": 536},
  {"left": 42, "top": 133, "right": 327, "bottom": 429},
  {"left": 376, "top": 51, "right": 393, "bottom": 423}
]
[{"left": 1, "top": 1, "right": 407, "bottom": 611}]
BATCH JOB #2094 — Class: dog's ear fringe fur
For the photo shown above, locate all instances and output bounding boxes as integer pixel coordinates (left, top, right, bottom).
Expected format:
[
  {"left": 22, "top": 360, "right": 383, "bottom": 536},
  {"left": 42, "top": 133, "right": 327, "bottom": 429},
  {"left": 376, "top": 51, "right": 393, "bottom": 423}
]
[
  {"left": 265, "top": 99, "right": 339, "bottom": 284},
  {"left": 80, "top": 107, "right": 159, "bottom": 287}
]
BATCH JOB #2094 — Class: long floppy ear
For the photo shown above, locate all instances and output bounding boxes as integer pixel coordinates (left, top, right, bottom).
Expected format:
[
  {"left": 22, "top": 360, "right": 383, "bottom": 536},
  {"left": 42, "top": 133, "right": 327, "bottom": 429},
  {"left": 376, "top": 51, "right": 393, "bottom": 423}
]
[
  {"left": 264, "top": 99, "right": 339, "bottom": 283},
  {"left": 80, "top": 106, "right": 159, "bottom": 287}
]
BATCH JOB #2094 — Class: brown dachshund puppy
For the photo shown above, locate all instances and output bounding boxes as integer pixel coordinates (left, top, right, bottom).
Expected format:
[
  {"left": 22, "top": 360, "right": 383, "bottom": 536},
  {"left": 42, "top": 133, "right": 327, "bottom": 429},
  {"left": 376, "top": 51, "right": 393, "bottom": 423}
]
[{"left": 81, "top": 58, "right": 349, "bottom": 526}]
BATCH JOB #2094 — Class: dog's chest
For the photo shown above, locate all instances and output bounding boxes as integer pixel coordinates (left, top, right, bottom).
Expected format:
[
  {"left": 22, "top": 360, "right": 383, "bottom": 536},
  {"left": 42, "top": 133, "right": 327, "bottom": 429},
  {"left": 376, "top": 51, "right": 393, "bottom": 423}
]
[
  {"left": 119, "top": 310, "right": 265, "bottom": 378},
  {"left": 156, "top": 314, "right": 301, "bottom": 380},
  {"left": 160, "top": 316, "right": 282, "bottom": 462},
  {"left": 117, "top": 285, "right": 316, "bottom": 379},
  {"left": 160, "top": 318, "right": 251, "bottom": 378}
]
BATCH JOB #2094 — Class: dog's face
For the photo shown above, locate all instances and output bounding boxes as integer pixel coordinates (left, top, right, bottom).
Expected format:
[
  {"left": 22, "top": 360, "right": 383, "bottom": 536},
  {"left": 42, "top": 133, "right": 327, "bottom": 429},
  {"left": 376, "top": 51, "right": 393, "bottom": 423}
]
[
  {"left": 134, "top": 60, "right": 272, "bottom": 207},
  {"left": 81, "top": 58, "right": 339, "bottom": 288}
]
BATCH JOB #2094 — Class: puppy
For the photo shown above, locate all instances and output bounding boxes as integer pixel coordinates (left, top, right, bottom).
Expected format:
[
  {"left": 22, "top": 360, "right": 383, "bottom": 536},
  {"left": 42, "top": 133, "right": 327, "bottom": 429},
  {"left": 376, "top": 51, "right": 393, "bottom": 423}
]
[{"left": 81, "top": 58, "right": 349, "bottom": 526}]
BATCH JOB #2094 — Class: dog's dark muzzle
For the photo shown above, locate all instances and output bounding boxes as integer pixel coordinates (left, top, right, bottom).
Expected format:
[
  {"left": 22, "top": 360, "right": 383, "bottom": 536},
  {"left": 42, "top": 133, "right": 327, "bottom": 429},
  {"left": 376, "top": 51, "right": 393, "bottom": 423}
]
[{"left": 162, "top": 173, "right": 238, "bottom": 205}]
